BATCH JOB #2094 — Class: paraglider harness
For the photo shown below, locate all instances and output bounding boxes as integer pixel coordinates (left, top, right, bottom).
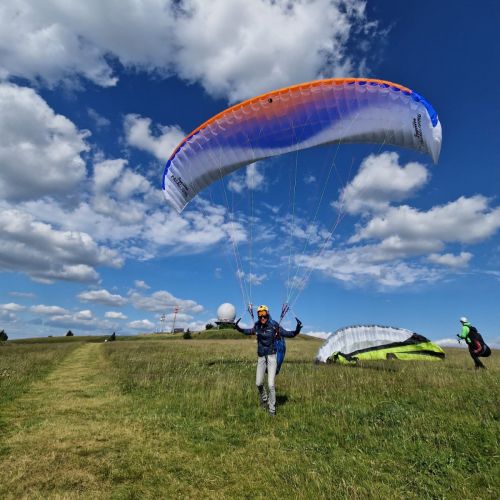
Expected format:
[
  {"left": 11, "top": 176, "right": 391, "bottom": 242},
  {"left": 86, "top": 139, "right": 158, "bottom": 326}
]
[
  {"left": 274, "top": 332, "right": 286, "bottom": 375},
  {"left": 272, "top": 304, "right": 289, "bottom": 375},
  {"left": 464, "top": 325, "right": 491, "bottom": 357}
]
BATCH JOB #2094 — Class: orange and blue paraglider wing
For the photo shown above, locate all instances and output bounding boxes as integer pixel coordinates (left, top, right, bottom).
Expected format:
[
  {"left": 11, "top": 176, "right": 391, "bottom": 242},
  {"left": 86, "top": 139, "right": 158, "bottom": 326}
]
[{"left": 163, "top": 78, "right": 442, "bottom": 213}]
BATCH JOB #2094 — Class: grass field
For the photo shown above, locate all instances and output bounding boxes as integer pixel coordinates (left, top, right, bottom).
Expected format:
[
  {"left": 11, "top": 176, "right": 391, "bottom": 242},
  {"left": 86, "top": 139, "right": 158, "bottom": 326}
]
[{"left": 0, "top": 334, "right": 498, "bottom": 498}]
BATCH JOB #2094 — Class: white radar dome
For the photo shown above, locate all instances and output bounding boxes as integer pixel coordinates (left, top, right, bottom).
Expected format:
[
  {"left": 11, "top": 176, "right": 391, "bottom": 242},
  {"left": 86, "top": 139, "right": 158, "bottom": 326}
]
[{"left": 217, "top": 303, "right": 236, "bottom": 322}]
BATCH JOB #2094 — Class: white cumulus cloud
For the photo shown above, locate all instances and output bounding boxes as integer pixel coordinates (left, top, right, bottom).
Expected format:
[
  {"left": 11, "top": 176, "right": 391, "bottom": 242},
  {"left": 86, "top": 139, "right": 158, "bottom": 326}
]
[
  {"left": 0, "top": 0, "right": 380, "bottom": 101},
  {"left": 0, "top": 303, "right": 25, "bottom": 312},
  {"left": 338, "top": 152, "right": 429, "bottom": 215},
  {"left": 124, "top": 114, "right": 185, "bottom": 161},
  {"left": 75, "top": 309, "right": 94, "bottom": 320},
  {"left": 143, "top": 202, "right": 247, "bottom": 253},
  {"left": 105, "top": 311, "right": 128, "bottom": 320},
  {"left": 128, "top": 319, "right": 155, "bottom": 330},
  {"left": 30, "top": 305, "right": 69, "bottom": 315},
  {"left": 296, "top": 245, "right": 443, "bottom": 288},
  {"left": 427, "top": 252, "right": 473, "bottom": 268},
  {"left": 351, "top": 196, "right": 500, "bottom": 250},
  {"left": 0, "top": 208, "right": 122, "bottom": 283},
  {"left": 45, "top": 309, "right": 114, "bottom": 331},
  {"left": 134, "top": 280, "right": 150, "bottom": 290},
  {"left": 228, "top": 163, "right": 265, "bottom": 193},
  {"left": 129, "top": 289, "right": 204, "bottom": 314},
  {"left": 173, "top": 0, "right": 379, "bottom": 102},
  {"left": 78, "top": 289, "right": 127, "bottom": 307},
  {"left": 0, "top": 83, "right": 89, "bottom": 202}
]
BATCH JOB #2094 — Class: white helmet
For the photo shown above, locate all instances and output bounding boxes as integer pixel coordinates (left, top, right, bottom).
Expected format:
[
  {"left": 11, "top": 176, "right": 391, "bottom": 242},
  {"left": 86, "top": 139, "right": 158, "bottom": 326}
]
[{"left": 459, "top": 316, "right": 468, "bottom": 324}]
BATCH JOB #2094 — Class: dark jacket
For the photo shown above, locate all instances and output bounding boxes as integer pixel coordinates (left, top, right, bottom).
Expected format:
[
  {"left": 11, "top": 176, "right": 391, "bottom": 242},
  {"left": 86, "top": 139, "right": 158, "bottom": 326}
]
[{"left": 236, "top": 316, "right": 300, "bottom": 357}]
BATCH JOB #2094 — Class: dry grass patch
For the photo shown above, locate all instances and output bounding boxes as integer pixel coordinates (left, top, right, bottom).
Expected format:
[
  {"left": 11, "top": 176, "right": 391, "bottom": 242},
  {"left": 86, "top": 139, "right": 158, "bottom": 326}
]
[{"left": 0, "top": 343, "right": 150, "bottom": 498}]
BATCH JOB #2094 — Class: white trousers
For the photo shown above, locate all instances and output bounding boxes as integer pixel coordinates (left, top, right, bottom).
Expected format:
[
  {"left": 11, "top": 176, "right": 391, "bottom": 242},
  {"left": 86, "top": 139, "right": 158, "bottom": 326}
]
[{"left": 256, "top": 354, "right": 276, "bottom": 412}]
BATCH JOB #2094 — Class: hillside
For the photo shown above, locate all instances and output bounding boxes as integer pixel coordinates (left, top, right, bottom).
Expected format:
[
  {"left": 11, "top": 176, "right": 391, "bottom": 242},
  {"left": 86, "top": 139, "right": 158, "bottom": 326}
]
[{"left": 0, "top": 338, "right": 498, "bottom": 498}]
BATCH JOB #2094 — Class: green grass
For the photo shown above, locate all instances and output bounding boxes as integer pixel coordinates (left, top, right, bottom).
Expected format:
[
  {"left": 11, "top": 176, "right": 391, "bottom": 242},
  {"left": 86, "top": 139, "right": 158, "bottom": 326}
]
[
  {"left": 0, "top": 341, "right": 81, "bottom": 454},
  {"left": 8, "top": 328, "right": 247, "bottom": 344},
  {"left": 9, "top": 335, "right": 110, "bottom": 344},
  {"left": 0, "top": 338, "right": 498, "bottom": 498}
]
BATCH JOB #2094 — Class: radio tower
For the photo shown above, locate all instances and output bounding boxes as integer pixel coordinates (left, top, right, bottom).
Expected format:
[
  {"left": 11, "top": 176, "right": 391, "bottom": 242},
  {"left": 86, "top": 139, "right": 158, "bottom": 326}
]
[{"left": 171, "top": 306, "right": 180, "bottom": 333}]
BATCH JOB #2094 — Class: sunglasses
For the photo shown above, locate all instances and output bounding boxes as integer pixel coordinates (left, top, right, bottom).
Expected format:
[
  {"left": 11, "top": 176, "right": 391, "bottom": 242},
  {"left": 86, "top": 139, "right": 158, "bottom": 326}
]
[{"left": 258, "top": 312, "right": 269, "bottom": 318}]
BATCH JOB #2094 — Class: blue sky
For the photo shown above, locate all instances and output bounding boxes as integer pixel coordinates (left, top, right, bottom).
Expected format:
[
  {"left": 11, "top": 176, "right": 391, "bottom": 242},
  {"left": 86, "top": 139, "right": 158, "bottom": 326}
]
[{"left": 0, "top": 0, "right": 499, "bottom": 345}]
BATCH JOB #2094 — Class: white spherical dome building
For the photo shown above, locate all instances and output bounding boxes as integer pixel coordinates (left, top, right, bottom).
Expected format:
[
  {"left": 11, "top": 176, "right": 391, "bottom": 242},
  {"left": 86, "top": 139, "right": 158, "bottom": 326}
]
[{"left": 217, "top": 303, "right": 236, "bottom": 323}]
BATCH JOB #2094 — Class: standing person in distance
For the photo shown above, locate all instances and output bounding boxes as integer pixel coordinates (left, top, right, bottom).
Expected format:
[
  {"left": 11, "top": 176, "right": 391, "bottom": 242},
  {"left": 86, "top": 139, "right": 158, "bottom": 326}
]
[
  {"left": 457, "top": 317, "right": 491, "bottom": 369},
  {"left": 235, "top": 305, "right": 302, "bottom": 415}
]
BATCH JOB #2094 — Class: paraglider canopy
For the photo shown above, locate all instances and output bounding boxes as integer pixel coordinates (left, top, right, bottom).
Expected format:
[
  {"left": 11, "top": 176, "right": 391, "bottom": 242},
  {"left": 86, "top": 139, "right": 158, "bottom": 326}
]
[
  {"left": 163, "top": 78, "right": 442, "bottom": 213},
  {"left": 316, "top": 324, "right": 445, "bottom": 363}
]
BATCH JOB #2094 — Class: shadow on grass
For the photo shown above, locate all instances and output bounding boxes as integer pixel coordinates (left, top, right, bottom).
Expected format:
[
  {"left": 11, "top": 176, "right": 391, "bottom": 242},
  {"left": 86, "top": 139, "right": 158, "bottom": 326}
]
[
  {"left": 276, "top": 394, "right": 289, "bottom": 406},
  {"left": 203, "top": 359, "right": 324, "bottom": 369},
  {"left": 203, "top": 359, "right": 253, "bottom": 367}
]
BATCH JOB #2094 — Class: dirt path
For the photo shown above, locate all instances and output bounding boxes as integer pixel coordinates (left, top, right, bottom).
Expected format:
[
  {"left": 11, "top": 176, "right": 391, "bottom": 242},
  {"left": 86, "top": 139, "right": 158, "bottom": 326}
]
[{"left": 0, "top": 343, "right": 141, "bottom": 498}]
